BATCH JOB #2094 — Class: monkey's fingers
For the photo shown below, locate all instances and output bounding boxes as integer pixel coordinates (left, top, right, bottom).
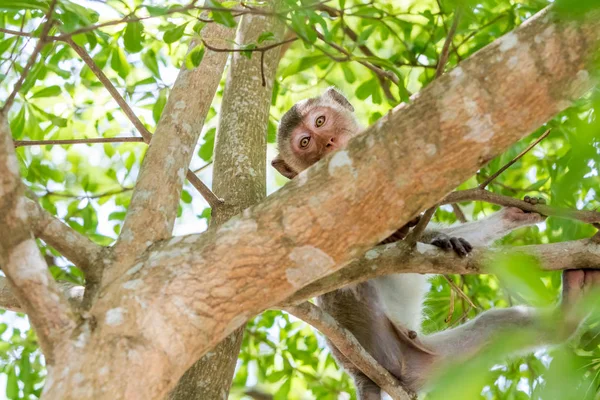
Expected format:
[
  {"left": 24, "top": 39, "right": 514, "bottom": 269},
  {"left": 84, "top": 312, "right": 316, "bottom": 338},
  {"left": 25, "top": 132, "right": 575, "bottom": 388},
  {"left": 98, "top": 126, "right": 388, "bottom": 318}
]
[
  {"left": 431, "top": 238, "right": 453, "bottom": 250},
  {"left": 459, "top": 238, "right": 473, "bottom": 253},
  {"left": 450, "top": 237, "right": 469, "bottom": 257}
]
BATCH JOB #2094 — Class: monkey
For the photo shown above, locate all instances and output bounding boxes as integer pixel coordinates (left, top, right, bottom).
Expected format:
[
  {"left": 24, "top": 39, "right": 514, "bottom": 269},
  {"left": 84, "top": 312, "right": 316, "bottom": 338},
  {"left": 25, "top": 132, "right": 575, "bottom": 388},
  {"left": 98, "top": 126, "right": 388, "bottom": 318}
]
[{"left": 272, "top": 87, "right": 600, "bottom": 399}]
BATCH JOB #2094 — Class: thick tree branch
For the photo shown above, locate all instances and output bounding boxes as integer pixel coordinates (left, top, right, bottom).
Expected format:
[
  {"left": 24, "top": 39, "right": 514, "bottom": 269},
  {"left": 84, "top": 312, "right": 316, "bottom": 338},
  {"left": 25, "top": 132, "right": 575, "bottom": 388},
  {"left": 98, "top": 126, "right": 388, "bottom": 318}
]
[
  {"left": 0, "top": 277, "right": 84, "bottom": 313},
  {"left": 0, "top": 114, "right": 75, "bottom": 363},
  {"left": 284, "top": 302, "right": 415, "bottom": 400},
  {"left": 24, "top": 198, "right": 104, "bottom": 280},
  {"left": 111, "top": 22, "right": 236, "bottom": 272},
  {"left": 44, "top": 7, "right": 600, "bottom": 398},
  {"left": 284, "top": 238, "right": 600, "bottom": 306}
]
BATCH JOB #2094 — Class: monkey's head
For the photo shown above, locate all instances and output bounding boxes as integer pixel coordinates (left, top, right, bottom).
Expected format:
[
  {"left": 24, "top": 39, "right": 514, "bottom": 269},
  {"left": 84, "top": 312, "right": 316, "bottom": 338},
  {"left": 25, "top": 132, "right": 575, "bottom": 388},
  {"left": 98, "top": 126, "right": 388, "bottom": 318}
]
[{"left": 272, "top": 87, "right": 360, "bottom": 179}]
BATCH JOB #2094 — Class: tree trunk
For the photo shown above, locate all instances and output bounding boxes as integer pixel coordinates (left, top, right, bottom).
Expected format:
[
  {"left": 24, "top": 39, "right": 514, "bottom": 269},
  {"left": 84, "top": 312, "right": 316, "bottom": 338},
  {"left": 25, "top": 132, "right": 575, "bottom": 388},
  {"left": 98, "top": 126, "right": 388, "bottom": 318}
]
[{"left": 169, "top": 5, "right": 285, "bottom": 399}]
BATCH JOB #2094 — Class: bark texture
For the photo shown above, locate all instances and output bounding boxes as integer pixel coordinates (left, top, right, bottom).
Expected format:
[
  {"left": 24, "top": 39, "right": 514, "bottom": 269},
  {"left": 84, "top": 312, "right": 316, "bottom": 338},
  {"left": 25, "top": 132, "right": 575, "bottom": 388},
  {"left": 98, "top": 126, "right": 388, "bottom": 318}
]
[
  {"left": 0, "top": 116, "right": 75, "bottom": 362},
  {"left": 25, "top": 7, "right": 600, "bottom": 399},
  {"left": 112, "top": 22, "right": 236, "bottom": 270},
  {"left": 169, "top": 6, "right": 285, "bottom": 399}
]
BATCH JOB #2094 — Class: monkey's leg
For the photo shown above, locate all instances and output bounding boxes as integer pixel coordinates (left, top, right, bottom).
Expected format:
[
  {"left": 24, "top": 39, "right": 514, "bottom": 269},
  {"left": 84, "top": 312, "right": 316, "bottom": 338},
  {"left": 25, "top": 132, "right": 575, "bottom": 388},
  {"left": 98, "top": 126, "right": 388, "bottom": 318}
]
[
  {"left": 410, "top": 270, "right": 600, "bottom": 390},
  {"left": 372, "top": 274, "right": 429, "bottom": 333},
  {"left": 353, "top": 373, "right": 382, "bottom": 400}
]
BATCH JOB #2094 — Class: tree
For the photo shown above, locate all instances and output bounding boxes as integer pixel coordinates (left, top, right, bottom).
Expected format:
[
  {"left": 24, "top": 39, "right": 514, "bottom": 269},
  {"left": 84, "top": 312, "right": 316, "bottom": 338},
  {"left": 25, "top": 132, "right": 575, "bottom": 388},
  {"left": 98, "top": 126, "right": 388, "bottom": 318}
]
[{"left": 0, "top": 0, "right": 599, "bottom": 399}]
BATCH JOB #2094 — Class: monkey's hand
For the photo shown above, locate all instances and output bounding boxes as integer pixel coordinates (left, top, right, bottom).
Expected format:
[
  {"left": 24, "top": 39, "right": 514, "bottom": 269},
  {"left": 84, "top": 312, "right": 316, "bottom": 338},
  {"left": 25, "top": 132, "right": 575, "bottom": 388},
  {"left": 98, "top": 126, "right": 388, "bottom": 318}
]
[
  {"left": 500, "top": 196, "right": 547, "bottom": 228},
  {"left": 428, "top": 233, "right": 473, "bottom": 257}
]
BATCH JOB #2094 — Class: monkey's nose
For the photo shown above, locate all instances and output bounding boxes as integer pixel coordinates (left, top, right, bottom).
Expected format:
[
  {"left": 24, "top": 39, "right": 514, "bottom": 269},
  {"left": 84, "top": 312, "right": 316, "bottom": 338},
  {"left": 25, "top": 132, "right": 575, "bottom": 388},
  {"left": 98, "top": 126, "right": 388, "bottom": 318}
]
[{"left": 325, "top": 137, "right": 336, "bottom": 148}]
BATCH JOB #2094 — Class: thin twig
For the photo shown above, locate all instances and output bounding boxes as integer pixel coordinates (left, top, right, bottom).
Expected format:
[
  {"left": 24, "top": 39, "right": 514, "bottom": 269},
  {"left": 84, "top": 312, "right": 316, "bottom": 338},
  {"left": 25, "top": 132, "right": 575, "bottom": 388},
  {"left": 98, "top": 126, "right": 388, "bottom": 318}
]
[
  {"left": 0, "top": 15, "right": 26, "bottom": 77},
  {"left": 443, "top": 275, "right": 478, "bottom": 310},
  {"left": 202, "top": 36, "right": 298, "bottom": 87},
  {"left": 44, "top": 187, "right": 133, "bottom": 200},
  {"left": 451, "top": 203, "right": 467, "bottom": 223},
  {"left": 478, "top": 129, "right": 551, "bottom": 189},
  {"left": 186, "top": 170, "right": 223, "bottom": 208},
  {"left": 443, "top": 188, "right": 600, "bottom": 224},
  {"left": 314, "top": 31, "right": 399, "bottom": 85},
  {"left": 64, "top": 38, "right": 152, "bottom": 141},
  {"left": 14, "top": 137, "right": 145, "bottom": 147},
  {"left": 317, "top": 4, "right": 395, "bottom": 101},
  {"left": 65, "top": 37, "right": 222, "bottom": 207},
  {"left": 0, "top": 27, "right": 35, "bottom": 38},
  {"left": 406, "top": 206, "right": 437, "bottom": 244},
  {"left": 1, "top": 0, "right": 58, "bottom": 113},
  {"left": 435, "top": 7, "right": 462, "bottom": 78},
  {"left": 193, "top": 161, "right": 213, "bottom": 174}
]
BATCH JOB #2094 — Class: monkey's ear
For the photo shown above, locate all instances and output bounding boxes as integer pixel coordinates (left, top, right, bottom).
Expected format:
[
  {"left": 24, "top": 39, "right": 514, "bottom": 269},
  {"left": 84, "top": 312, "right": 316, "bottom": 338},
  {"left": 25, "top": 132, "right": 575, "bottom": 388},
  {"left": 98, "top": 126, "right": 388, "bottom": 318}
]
[
  {"left": 271, "top": 155, "right": 298, "bottom": 179},
  {"left": 324, "top": 87, "right": 354, "bottom": 112}
]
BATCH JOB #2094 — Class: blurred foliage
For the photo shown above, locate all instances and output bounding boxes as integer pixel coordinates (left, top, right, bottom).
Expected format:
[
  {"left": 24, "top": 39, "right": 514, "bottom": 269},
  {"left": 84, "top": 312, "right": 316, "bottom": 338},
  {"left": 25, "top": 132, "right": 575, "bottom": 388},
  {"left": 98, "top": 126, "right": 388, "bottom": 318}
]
[{"left": 1, "top": 0, "right": 600, "bottom": 398}]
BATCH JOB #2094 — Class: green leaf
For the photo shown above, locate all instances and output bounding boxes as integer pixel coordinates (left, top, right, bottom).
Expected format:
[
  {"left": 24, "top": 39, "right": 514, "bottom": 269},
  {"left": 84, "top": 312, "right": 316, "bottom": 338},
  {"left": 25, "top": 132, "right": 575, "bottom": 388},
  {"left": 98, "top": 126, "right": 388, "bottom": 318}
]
[
  {"left": 163, "top": 23, "right": 188, "bottom": 44},
  {"left": 198, "top": 207, "right": 211, "bottom": 222},
  {"left": 30, "top": 85, "right": 61, "bottom": 99},
  {"left": 193, "top": 22, "right": 207, "bottom": 34},
  {"left": 141, "top": 49, "right": 160, "bottom": 78},
  {"left": 184, "top": 44, "right": 206, "bottom": 70},
  {"left": 0, "top": 0, "right": 48, "bottom": 12},
  {"left": 241, "top": 44, "right": 257, "bottom": 59},
  {"left": 274, "top": 377, "right": 292, "bottom": 400},
  {"left": 198, "top": 128, "right": 216, "bottom": 161},
  {"left": 280, "top": 55, "right": 330, "bottom": 80},
  {"left": 341, "top": 64, "right": 356, "bottom": 83},
  {"left": 153, "top": 89, "right": 167, "bottom": 124},
  {"left": 124, "top": 22, "right": 144, "bottom": 53},
  {"left": 111, "top": 47, "right": 131, "bottom": 79},
  {"left": 206, "top": 0, "right": 237, "bottom": 28},
  {"left": 258, "top": 31, "right": 275, "bottom": 44},
  {"left": 10, "top": 107, "right": 26, "bottom": 139},
  {"left": 181, "top": 190, "right": 193, "bottom": 203},
  {"left": 6, "top": 366, "right": 18, "bottom": 399}
]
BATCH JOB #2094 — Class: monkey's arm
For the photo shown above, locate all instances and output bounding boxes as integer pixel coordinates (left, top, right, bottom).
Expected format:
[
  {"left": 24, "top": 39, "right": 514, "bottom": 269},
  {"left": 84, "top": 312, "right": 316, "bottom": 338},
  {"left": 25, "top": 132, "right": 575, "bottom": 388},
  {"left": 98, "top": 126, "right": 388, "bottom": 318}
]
[{"left": 422, "top": 205, "right": 546, "bottom": 248}]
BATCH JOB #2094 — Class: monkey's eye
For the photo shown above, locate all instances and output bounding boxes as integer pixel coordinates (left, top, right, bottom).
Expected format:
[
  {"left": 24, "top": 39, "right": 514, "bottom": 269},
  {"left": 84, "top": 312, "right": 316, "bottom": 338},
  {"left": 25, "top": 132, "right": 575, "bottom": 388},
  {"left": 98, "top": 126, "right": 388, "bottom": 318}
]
[
  {"left": 299, "top": 136, "right": 311, "bottom": 148},
  {"left": 315, "top": 116, "right": 326, "bottom": 127}
]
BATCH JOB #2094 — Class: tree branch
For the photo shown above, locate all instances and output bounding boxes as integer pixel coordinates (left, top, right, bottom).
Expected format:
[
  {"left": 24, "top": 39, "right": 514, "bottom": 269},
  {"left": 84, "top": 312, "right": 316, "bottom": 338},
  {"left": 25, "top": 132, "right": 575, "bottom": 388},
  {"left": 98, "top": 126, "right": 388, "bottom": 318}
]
[
  {"left": 64, "top": 38, "right": 221, "bottom": 208},
  {"left": 1, "top": 0, "right": 57, "bottom": 112},
  {"left": 478, "top": 129, "right": 550, "bottom": 189},
  {"left": 111, "top": 22, "right": 236, "bottom": 271},
  {"left": 0, "top": 277, "right": 84, "bottom": 313},
  {"left": 443, "top": 188, "right": 600, "bottom": 224},
  {"left": 283, "top": 302, "right": 415, "bottom": 400},
  {"left": 0, "top": 113, "right": 75, "bottom": 364},
  {"left": 435, "top": 7, "right": 462, "bottom": 78},
  {"left": 170, "top": 5, "right": 286, "bottom": 398},
  {"left": 283, "top": 237, "right": 600, "bottom": 306},
  {"left": 14, "top": 137, "right": 145, "bottom": 147},
  {"left": 25, "top": 198, "right": 104, "bottom": 280}
]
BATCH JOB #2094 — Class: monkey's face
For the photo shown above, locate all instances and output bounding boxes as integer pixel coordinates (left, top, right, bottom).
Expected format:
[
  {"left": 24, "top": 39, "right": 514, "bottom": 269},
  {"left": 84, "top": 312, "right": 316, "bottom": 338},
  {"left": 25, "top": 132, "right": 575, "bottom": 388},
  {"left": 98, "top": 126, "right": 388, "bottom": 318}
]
[
  {"left": 273, "top": 88, "right": 360, "bottom": 179},
  {"left": 288, "top": 104, "right": 354, "bottom": 168}
]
